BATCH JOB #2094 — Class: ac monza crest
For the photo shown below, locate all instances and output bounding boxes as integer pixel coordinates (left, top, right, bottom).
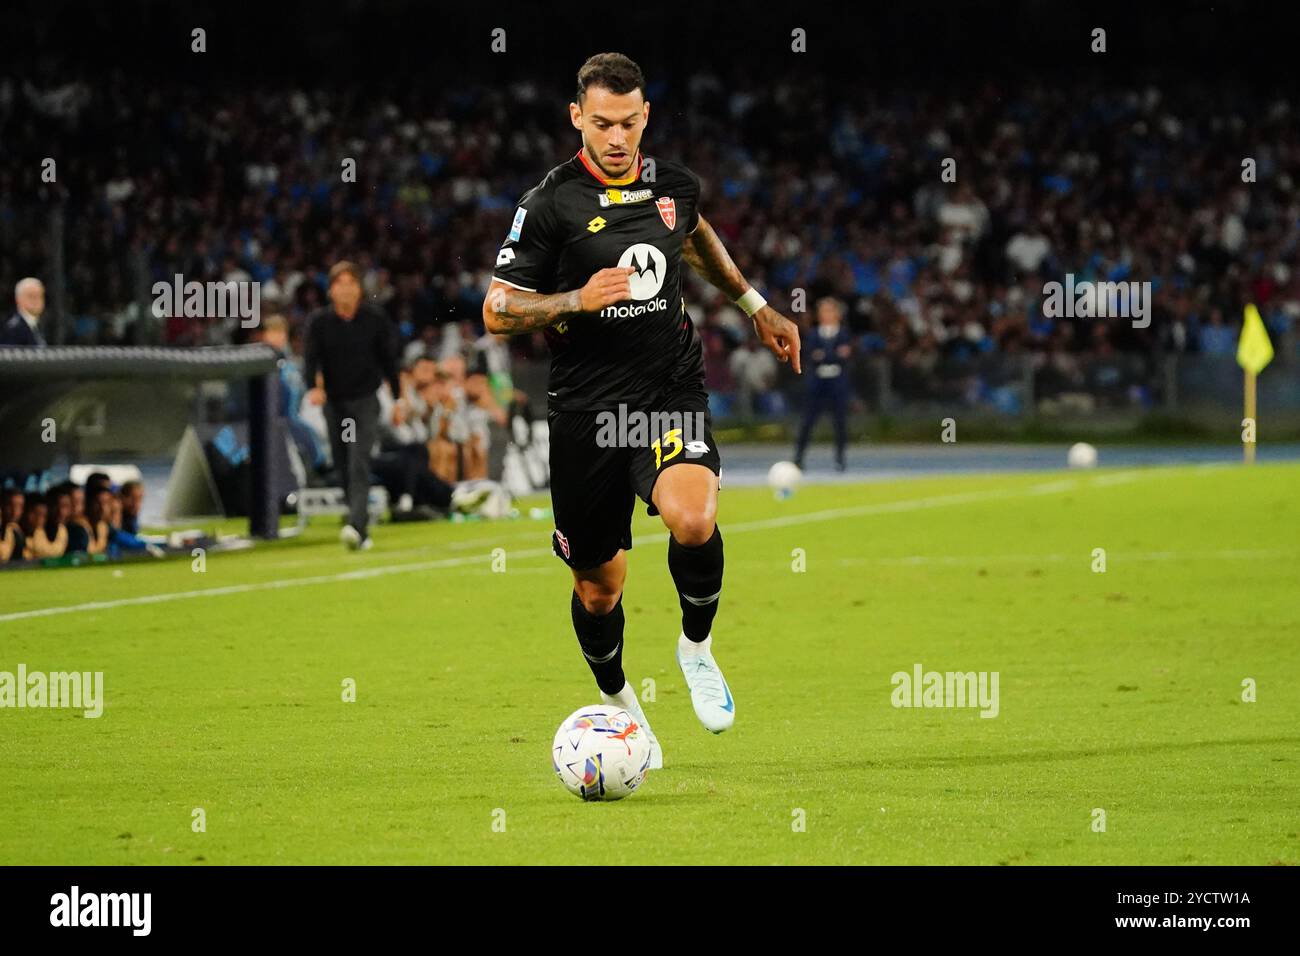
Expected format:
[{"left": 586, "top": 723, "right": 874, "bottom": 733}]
[{"left": 656, "top": 197, "right": 676, "bottom": 231}]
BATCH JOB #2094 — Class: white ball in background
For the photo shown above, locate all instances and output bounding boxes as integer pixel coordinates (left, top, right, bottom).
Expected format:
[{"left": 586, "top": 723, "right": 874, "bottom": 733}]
[
  {"left": 1067, "top": 442, "right": 1098, "bottom": 469},
  {"left": 767, "top": 460, "right": 803, "bottom": 499}
]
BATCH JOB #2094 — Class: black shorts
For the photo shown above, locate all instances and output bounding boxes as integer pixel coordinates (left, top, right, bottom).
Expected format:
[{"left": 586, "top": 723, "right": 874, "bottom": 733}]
[{"left": 548, "top": 388, "right": 721, "bottom": 571}]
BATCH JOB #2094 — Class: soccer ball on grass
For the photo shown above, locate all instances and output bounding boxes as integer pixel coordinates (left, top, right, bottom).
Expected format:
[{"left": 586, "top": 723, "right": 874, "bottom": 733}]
[
  {"left": 552, "top": 705, "right": 651, "bottom": 801},
  {"left": 767, "top": 460, "right": 802, "bottom": 500}
]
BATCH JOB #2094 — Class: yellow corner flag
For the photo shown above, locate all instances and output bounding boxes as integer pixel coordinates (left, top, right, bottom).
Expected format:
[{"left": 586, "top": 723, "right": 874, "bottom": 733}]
[
  {"left": 1237, "top": 303, "right": 1274, "bottom": 375},
  {"left": 1238, "top": 303, "right": 1273, "bottom": 464}
]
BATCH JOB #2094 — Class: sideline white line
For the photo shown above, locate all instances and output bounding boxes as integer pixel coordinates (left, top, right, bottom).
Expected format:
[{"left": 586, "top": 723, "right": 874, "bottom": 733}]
[{"left": 0, "top": 478, "right": 1131, "bottom": 624}]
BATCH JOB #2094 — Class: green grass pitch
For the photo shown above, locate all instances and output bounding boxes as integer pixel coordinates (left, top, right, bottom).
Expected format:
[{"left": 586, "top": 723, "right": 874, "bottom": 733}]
[{"left": 2, "top": 462, "right": 1297, "bottom": 865}]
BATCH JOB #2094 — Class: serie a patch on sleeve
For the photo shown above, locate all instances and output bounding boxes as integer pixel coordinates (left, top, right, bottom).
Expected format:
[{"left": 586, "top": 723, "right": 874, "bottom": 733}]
[{"left": 508, "top": 207, "right": 527, "bottom": 242}]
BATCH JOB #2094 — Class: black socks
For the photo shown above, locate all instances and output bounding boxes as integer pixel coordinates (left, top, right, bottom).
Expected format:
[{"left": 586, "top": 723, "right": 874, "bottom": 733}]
[
  {"left": 571, "top": 590, "right": 626, "bottom": 695},
  {"left": 667, "top": 525, "right": 724, "bottom": 643}
]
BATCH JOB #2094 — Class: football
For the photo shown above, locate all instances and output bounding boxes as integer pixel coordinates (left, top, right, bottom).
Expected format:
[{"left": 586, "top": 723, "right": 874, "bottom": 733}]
[
  {"left": 552, "top": 705, "right": 652, "bottom": 801},
  {"left": 1067, "top": 442, "right": 1099, "bottom": 469},
  {"left": 767, "top": 460, "right": 803, "bottom": 499}
]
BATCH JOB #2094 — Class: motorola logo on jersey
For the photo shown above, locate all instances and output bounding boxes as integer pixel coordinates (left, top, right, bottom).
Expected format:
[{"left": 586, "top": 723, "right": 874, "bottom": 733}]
[{"left": 617, "top": 243, "right": 667, "bottom": 300}]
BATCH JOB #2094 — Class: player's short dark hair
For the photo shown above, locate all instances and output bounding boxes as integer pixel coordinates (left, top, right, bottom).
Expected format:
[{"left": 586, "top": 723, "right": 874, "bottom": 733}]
[{"left": 576, "top": 53, "right": 645, "bottom": 104}]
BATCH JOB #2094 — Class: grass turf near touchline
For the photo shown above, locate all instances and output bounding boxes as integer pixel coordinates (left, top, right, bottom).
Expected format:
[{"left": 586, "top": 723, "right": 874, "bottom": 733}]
[{"left": 1, "top": 463, "right": 1297, "bottom": 864}]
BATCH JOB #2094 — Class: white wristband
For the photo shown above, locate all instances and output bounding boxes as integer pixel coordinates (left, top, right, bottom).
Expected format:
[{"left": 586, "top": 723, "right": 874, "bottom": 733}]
[{"left": 734, "top": 288, "right": 767, "bottom": 317}]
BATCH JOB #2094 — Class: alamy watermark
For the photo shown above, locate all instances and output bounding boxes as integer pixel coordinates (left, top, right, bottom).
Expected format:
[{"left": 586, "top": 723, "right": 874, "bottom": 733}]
[
  {"left": 50, "top": 886, "right": 150, "bottom": 935},
  {"left": 152, "top": 274, "right": 261, "bottom": 328},
  {"left": 0, "top": 664, "right": 103, "bottom": 718},
  {"left": 891, "top": 663, "right": 999, "bottom": 718},
  {"left": 1042, "top": 274, "right": 1150, "bottom": 329},
  {"left": 594, "top": 404, "right": 709, "bottom": 461}
]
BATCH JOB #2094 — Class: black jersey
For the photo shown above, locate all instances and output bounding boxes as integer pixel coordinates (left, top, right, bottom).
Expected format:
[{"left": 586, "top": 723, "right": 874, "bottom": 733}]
[{"left": 492, "top": 150, "right": 706, "bottom": 412}]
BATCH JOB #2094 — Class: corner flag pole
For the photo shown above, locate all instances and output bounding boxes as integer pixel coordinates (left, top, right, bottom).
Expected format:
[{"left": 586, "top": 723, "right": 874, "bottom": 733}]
[
  {"left": 1236, "top": 303, "right": 1274, "bottom": 466},
  {"left": 1244, "top": 368, "right": 1257, "bottom": 465}
]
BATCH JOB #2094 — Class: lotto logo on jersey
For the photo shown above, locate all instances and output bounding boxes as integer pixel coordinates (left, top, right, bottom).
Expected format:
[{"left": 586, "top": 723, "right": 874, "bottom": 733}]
[
  {"left": 553, "top": 530, "right": 571, "bottom": 559},
  {"left": 656, "top": 197, "right": 676, "bottom": 230},
  {"left": 599, "top": 187, "right": 654, "bottom": 208}
]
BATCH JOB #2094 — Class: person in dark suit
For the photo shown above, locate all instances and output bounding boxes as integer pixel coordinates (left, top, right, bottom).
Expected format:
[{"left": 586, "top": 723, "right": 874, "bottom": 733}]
[
  {"left": 0, "top": 278, "right": 48, "bottom": 346},
  {"left": 794, "top": 297, "right": 854, "bottom": 472}
]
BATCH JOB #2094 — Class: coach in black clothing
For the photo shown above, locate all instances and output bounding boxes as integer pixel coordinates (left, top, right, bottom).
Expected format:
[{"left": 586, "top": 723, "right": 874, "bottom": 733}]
[{"left": 304, "top": 261, "right": 401, "bottom": 548}]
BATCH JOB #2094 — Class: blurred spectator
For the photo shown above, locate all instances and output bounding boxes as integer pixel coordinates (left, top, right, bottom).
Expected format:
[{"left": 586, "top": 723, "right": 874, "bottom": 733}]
[
  {"left": 403, "top": 324, "right": 439, "bottom": 367},
  {"left": 38, "top": 487, "right": 73, "bottom": 557},
  {"left": 728, "top": 337, "right": 779, "bottom": 420},
  {"left": 23, "top": 492, "right": 67, "bottom": 558},
  {"left": 259, "top": 314, "right": 327, "bottom": 472},
  {"left": 83, "top": 487, "right": 113, "bottom": 554},
  {"left": 1, "top": 489, "right": 25, "bottom": 561},
  {"left": 1198, "top": 308, "right": 1237, "bottom": 356},
  {"left": 20, "top": 495, "right": 59, "bottom": 558},
  {"left": 64, "top": 484, "right": 93, "bottom": 553},
  {"left": 105, "top": 494, "right": 156, "bottom": 555},
  {"left": 376, "top": 356, "right": 446, "bottom": 515},
  {"left": 119, "top": 480, "right": 145, "bottom": 535},
  {"left": 1, "top": 278, "right": 47, "bottom": 346}
]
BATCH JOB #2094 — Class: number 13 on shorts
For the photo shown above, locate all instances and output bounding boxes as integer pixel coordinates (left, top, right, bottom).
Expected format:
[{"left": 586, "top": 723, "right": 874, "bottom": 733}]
[
  {"left": 653, "top": 428, "right": 683, "bottom": 469},
  {"left": 653, "top": 428, "right": 710, "bottom": 469}
]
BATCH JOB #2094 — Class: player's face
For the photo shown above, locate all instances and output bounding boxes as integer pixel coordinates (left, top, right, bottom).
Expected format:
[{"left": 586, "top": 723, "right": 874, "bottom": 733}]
[{"left": 570, "top": 86, "right": 649, "bottom": 179}]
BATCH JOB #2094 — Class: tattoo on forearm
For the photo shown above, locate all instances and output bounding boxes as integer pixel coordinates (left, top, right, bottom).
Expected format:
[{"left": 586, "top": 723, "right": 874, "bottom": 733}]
[
  {"left": 489, "top": 288, "right": 583, "bottom": 334},
  {"left": 683, "top": 218, "right": 748, "bottom": 299}
]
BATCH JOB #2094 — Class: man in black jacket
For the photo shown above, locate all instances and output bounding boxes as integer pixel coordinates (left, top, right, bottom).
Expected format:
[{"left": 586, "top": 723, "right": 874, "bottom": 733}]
[
  {"left": 0, "top": 278, "right": 48, "bottom": 346},
  {"left": 304, "top": 261, "right": 401, "bottom": 550}
]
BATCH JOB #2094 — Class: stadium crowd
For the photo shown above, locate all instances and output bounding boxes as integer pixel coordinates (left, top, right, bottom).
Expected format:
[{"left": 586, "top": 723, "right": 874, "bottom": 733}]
[{"left": 2, "top": 68, "right": 1297, "bottom": 414}]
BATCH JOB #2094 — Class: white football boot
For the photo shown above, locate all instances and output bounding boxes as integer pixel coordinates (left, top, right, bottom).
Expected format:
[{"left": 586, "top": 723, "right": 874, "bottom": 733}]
[
  {"left": 600, "top": 681, "right": 663, "bottom": 769},
  {"left": 676, "top": 633, "right": 735, "bottom": 733}
]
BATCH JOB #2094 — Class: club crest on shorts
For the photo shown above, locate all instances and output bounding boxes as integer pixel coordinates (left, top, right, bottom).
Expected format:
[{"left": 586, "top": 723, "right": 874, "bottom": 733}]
[
  {"left": 554, "top": 529, "right": 571, "bottom": 559},
  {"left": 656, "top": 197, "right": 676, "bottom": 231}
]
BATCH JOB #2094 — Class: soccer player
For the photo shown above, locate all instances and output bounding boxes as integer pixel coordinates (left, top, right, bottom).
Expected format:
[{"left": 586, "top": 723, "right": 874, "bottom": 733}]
[{"left": 482, "top": 53, "right": 801, "bottom": 767}]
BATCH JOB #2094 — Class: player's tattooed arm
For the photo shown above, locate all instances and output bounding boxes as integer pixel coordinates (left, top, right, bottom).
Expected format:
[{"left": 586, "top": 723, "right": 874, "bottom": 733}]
[
  {"left": 684, "top": 216, "right": 803, "bottom": 373},
  {"left": 482, "top": 283, "right": 584, "bottom": 335},
  {"left": 483, "top": 268, "right": 636, "bottom": 336},
  {"left": 681, "top": 216, "right": 748, "bottom": 298}
]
